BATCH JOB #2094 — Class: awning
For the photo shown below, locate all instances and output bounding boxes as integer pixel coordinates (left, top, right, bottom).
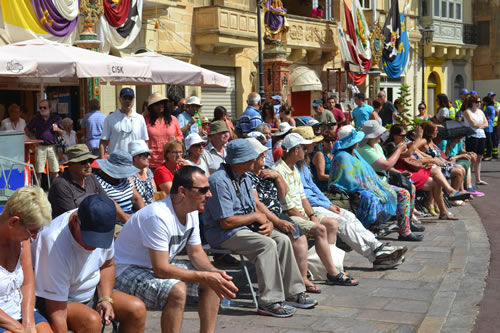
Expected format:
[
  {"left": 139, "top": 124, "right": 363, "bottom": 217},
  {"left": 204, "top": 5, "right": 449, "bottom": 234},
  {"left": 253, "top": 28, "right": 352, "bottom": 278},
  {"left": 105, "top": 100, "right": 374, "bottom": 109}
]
[{"left": 290, "top": 66, "right": 323, "bottom": 92}]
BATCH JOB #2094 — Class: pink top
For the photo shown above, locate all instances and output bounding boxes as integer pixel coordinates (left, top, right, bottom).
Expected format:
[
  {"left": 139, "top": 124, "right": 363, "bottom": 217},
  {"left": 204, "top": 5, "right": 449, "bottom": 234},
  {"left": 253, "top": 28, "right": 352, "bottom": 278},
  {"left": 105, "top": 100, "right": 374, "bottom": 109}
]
[
  {"left": 310, "top": 7, "right": 323, "bottom": 18},
  {"left": 145, "top": 115, "right": 183, "bottom": 169}
]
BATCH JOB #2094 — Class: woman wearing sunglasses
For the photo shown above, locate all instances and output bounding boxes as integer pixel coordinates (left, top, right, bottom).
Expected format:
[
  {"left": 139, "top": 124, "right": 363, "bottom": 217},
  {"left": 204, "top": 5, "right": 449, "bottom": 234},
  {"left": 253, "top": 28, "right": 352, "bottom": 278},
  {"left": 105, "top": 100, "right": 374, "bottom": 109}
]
[
  {"left": 184, "top": 133, "right": 210, "bottom": 176},
  {"left": 463, "top": 94, "right": 489, "bottom": 185},
  {"left": 129, "top": 140, "right": 157, "bottom": 206},
  {"left": 311, "top": 134, "right": 336, "bottom": 192},
  {"left": 0, "top": 187, "right": 53, "bottom": 333}
]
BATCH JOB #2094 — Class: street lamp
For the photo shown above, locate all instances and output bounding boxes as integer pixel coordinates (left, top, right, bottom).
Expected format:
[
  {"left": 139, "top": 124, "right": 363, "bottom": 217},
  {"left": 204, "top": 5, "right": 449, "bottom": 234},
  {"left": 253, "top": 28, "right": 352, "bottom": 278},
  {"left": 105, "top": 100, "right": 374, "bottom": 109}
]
[
  {"left": 256, "top": 0, "right": 265, "bottom": 101},
  {"left": 419, "top": 24, "right": 434, "bottom": 103}
]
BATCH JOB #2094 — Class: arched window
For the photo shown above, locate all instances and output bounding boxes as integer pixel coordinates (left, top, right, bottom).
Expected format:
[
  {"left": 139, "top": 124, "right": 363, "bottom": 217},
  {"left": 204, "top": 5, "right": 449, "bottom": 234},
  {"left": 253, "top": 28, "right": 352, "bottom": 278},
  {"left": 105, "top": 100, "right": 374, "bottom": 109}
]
[{"left": 453, "top": 75, "right": 464, "bottom": 102}]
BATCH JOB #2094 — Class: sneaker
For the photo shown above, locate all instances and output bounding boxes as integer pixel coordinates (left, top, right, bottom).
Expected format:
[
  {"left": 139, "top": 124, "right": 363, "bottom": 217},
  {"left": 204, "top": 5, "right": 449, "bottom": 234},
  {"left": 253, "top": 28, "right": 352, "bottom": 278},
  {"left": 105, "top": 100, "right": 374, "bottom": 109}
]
[
  {"left": 284, "top": 293, "right": 318, "bottom": 309},
  {"left": 467, "top": 190, "right": 485, "bottom": 197},
  {"left": 374, "top": 243, "right": 408, "bottom": 261},
  {"left": 257, "top": 302, "right": 296, "bottom": 318},
  {"left": 373, "top": 255, "right": 405, "bottom": 270}
]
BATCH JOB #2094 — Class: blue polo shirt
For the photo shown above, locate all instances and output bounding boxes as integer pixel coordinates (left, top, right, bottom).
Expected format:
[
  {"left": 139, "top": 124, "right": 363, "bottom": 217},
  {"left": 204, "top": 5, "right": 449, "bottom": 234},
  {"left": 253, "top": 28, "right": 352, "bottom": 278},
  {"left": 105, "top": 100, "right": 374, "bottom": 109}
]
[
  {"left": 203, "top": 165, "right": 257, "bottom": 247},
  {"left": 352, "top": 104, "right": 374, "bottom": 129},
  {"left": 178, "top": 111, "right": 199, "bottom": 136},
  {"left": 297, "top": 164, "right": 331, "bottom": 209},
  {"left": 235, "top": 105, "right": 262, "bottom": 136}
]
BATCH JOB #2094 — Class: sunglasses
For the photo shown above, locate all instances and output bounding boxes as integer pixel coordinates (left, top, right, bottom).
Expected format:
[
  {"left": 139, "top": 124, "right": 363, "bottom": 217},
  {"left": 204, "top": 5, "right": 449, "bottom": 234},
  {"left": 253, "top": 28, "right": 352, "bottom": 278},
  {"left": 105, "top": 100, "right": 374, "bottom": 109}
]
[
  {"left": 79, "top": 158, "right": 95, "bottom": 165},
  {"left": 475, "top": 100, "right": 481, "bottom": 103},
  {"left": 40, "top": 106, "right": 48, "bottom": 109},
  {"left": 138, "top": 152, "right": 151, "bottom": 158},
  {"left": 418, "top": 107, "right": 425, "bottom": 110},
  {"left": 188, "top": 186, "right": 211, "bottom": 194}
]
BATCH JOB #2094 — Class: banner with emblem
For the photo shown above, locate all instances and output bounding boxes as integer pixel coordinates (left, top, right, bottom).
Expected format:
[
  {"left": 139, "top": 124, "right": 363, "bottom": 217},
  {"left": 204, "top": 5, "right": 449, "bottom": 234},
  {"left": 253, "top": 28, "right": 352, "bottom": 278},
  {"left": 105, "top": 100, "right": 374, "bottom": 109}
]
[{"left": 382, "top": 0, "right": 409, "bottom": 78}]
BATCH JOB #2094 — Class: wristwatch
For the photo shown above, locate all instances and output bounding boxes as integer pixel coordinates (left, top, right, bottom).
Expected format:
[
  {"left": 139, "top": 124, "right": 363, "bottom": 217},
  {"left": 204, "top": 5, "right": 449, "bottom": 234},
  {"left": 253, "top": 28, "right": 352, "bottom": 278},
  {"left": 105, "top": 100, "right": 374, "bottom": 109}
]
[{"left": 308, "top": 212, "right": 317, "bottom": 218}]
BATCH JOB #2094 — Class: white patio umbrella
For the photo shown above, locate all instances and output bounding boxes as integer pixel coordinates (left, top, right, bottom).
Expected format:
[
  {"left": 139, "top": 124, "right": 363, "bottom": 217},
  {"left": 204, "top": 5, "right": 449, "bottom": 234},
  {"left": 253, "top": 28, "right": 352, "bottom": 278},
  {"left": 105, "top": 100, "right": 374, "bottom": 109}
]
[
  {"left": 0, "top": 38, "right": 151, "bottom": 80},
  {"left": 104, "top": 52, "right": 231, "bottom": 88}
]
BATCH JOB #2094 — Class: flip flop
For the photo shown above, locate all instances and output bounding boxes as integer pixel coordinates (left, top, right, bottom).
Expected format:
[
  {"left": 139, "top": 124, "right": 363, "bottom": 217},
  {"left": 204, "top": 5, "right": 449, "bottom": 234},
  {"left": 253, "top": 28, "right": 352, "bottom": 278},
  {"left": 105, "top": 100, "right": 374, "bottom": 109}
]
[
  {"left": 448, "top": 192, "right": 471, "bottom": 201},
  {"left": 476, "top": 180, "right": 488, "bottom": 185},
  {"left": 305, "top": 284, "right": 322, "bottom": 294},
  {"left": 439, "top": 212, "right": 459, "bottom": 220}
]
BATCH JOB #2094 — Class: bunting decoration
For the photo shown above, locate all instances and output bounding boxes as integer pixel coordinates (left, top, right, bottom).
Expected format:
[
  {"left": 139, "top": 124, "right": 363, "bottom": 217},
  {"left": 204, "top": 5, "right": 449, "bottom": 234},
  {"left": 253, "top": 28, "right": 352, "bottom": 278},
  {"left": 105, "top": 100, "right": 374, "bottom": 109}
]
[
  {"left": 0, "top": 0, "right": 78, "bottom": 43},
  {"left": 338, "top": 0, "right": 371, "bottom": 86},
  {"left": 98, "top": 0, "right": 144, "bottom": 50},
  {"left": 382, "top": 0, "right": 409, "bottom": 78}
]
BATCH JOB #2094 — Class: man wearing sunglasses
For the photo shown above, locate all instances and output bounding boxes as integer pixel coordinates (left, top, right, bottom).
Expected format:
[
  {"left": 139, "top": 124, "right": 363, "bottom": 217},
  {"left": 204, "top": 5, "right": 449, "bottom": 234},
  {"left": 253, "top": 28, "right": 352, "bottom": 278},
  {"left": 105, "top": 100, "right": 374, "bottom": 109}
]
[
  {"left": 113, "top": 166, "right": 238, "bottom": 333},
  {"left": 25, "top": 99, "right": 64, "bottom": 183}
]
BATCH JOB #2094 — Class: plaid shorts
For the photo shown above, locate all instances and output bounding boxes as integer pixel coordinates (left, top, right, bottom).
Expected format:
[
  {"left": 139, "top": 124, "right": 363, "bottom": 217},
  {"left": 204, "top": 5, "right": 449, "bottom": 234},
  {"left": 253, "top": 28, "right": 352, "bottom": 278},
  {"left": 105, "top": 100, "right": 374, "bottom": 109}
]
[{"left": 114, "top": 260, "right": 199, "bottom": 311}]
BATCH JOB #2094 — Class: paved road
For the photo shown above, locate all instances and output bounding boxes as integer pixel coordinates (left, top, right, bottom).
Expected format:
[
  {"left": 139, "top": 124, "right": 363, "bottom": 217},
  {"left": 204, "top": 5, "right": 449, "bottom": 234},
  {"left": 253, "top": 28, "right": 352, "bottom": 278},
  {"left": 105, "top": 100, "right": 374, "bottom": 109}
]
[
  {"left": 470, "top": 160, "right": 500, "bottom": 333},
  {"left": 132, "top": 197, "right": 490, "bottom": 332}
]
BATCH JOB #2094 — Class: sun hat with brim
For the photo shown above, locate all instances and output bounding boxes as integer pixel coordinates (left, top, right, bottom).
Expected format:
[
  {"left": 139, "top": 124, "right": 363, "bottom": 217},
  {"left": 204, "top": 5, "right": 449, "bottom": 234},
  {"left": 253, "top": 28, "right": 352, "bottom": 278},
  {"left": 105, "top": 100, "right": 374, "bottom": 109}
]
[
  {"left": 187, "top": 96, "right": 202, "bottom": 106},
  {"left": 64, "top": 144, "right": 97, "bottom": 165},
  {"left": 209, "top": 120, "right": 229, "bottom": 135},
  {"left": 333, "top": 125, "right": 365, "bottom": 152},
  {"left": 247, "top": 138, "right": 269, "bottom": 155},
  {"left": 185, "top": 133, "right": 206, "bottom": 150},
  {"left": 78, "top": 195, "right": 116, "bottom": 249},
  {"left": 307, "top": 119, "right": 321, "bottom": 127},
  {"left": 96, "top": 150, "right": 140, "bottom": 179},
  {"left": 292, "top": 126, "right": 323, "bottom": 143},
  {"left": 128, "top": 140, "right": 152, "bottom": 157},
  {"left": 273, "top": 122, "right": 295, "bottom": 136},
  {"left": 226, "top": 139, "right": 259, "bottom": 164},
  {"left": 282, "top": 133, "right": 313, "bottom": 152},
  {"left": 360, "top": 120, "right": 387, "bottom": 139},
  {"left": 201, "top": 116, "right": 210, "bottom": 124},
  {"left": 147, "top": 92, "right": 168, "bottom": 107}
]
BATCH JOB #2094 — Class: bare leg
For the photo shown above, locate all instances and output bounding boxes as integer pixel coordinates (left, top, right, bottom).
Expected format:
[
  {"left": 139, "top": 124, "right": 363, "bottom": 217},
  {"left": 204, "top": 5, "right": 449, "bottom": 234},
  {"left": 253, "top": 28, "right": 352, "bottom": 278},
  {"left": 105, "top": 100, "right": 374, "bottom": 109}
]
[
  {"left": 475, "top": 154, "right": 483, "bottom": 183},
  {"left": 112, "top": 290, "right": 146, "bottom": 333},
  {"left": 50, "top": 171, "right": 58, "bottom": 181},
  {"left": 308, "top": 224, "right": 341, "bottom": 276},
  {"left": 35, "top": 322, "right": 53, "bottom": 333},
  {"left": 450, "top": 167, "right": 464, "bottom": 192},
  {"left": 161, "top": 282, "right": 187, "bottom": 333},
  {"left": 430, "top": 167, "right": 455, "bottom": 195},
  {"left": 289, "top": 234, "right": 310, "bottom": 285},
  {"left": 66, "top": 302, "right": 102, "bottom": 333},
  {"left": 319, "top": 217, "right": 338, "bottom": 244},
  {"left": 198, "top": 282, "right": 220, "bottom": 333},
  {"left": 432, "top": 179, "right": 449, "bottom": 216}
]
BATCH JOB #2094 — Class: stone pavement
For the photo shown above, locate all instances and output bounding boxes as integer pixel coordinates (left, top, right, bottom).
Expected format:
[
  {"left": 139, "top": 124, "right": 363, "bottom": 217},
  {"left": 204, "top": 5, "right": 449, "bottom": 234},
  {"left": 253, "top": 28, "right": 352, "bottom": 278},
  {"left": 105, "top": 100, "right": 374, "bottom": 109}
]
[{"left": 139, "top": 203, "right": 489, "bottom": 333}]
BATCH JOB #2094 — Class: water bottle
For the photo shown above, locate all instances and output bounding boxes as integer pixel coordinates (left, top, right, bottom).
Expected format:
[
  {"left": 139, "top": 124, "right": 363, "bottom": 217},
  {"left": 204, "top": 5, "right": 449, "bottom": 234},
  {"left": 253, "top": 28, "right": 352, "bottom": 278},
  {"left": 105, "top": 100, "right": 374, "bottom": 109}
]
[
  {"left": 194, "top": 110, "right": 202, "bottom": 126},
  {"left": 220, "top": 297, "right": 231, "bottom": 310}
]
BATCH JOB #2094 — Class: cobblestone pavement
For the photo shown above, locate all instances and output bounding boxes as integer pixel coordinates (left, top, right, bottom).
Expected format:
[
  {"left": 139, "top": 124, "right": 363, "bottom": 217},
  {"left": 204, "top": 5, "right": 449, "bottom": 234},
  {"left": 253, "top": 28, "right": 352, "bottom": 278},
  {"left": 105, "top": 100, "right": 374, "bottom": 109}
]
[{"left": 137, "top": 199, "right": 489, "bottom": 332}]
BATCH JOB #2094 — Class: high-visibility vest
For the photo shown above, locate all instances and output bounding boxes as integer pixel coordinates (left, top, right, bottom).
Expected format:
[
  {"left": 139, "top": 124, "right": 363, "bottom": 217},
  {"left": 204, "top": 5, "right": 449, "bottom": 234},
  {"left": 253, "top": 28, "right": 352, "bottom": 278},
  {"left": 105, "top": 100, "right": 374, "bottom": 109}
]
[
  {"left": 449, "top": 106, "right": 456, "bottom": 119},
  {"left": 494, "top": 102, "right": 500, "bottom": 127},
  {"left": 455, "top": 99, "right": 462, "bottom": 111}
]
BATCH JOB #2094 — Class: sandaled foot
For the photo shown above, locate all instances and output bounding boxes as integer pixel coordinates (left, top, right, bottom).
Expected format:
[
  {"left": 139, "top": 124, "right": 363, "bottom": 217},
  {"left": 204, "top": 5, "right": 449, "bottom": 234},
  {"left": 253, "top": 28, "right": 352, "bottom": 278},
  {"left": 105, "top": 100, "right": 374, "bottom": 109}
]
[
  {"left": 448, "top": 192, "right": 471, "bottom": 201},
  {"left": 476, "top": 180, "right": 488, "bottom": 185},
  {"left": 326, "top": 272, "right": 359, "bottom": 286},
  {"left": 305, "top": 283, "right": 322, "bottom": 294},
  {"left": 424, "top": 203, "right": 438, "bottom": 216},
  {"left": 439, "top": 212, "right": 459, "bottom": 220}
]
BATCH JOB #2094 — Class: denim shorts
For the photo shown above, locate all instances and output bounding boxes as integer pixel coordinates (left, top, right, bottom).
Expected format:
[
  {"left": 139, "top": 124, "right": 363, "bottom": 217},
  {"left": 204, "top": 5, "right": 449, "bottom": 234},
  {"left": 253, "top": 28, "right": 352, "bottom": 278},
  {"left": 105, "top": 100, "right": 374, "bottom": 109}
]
[{"left": 0, "top": 310, "right": 48, "bottom": 332}]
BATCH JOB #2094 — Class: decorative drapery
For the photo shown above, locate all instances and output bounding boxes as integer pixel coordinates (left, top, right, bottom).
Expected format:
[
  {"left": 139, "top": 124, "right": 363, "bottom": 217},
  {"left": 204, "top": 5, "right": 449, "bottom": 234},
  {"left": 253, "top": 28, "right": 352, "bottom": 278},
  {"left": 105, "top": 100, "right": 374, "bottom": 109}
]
[
  {"left": 31, "top": 0, "right": 79, "bottom": 37},
  {"left": 103, "top": 0, "right": 131, "bottom": 27},
  {"left": 98, "top": 0, "right": 143, "bottom": 50},
  {"left": 382, "top": 0, "right": 409, "bottom": 79}
]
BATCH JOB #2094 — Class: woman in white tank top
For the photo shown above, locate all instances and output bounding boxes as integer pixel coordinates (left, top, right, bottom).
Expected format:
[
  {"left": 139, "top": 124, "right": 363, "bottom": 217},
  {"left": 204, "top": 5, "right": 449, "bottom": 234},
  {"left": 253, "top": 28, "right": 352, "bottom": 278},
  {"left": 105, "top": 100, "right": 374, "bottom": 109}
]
[
  {"left": 0, "top": 187, "right": 52, "bottom": 333},
  {"left": 463, "top": 94, "right": 489, "bottom": 186}
]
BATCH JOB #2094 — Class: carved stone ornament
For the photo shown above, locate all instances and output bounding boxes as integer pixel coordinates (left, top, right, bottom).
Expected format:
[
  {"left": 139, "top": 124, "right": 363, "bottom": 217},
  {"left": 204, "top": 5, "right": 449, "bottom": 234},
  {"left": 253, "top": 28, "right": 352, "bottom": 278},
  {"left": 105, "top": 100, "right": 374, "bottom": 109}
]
[
  {"left": 369, "top": 24, "right": 385, "bottom": 64},
  {"left": 80, "top": 0, "right": 104, "bottom": 34}
]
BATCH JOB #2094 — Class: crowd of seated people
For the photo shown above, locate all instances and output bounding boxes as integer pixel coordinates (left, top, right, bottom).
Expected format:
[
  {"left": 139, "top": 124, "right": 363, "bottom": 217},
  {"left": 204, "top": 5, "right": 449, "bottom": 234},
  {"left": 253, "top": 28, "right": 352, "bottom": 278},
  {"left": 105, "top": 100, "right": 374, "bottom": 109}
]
[{"left": 1, "top": 89, "right": 492, "bottom": 332}]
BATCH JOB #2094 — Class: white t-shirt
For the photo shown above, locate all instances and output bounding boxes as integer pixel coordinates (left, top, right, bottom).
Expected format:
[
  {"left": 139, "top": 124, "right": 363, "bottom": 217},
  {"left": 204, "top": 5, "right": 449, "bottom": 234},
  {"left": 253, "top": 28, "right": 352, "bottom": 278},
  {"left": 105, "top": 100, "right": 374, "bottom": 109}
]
[
  {"left": 436, "top": 107, "right": 450, "bottom": 121},
  {"left": 114, "top": 196, "right": 201, "bottom": 277},
  {"left": 1, "top": 118, "right": 28, "bottom": 139},
  {"left": 31, "top": 210, "right": 114, "bottom": 302},
  {"left": 100, "top": 110, "right": 148, "bottom": 154}
]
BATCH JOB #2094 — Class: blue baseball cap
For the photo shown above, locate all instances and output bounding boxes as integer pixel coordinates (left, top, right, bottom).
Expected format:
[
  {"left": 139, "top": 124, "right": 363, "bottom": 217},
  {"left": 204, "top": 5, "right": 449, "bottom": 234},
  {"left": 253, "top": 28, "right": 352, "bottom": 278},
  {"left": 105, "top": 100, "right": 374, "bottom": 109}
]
[
  {"left": 470, "top": 90, "right": 478, "bottom": 95},
  {"left": 460, "top": 88, "right": 469, "bottom": 95},
  {"left": 488, "top": 92, "right": 496, "bottom": 97},
  {"left": 225, "top": 139, "right": 259, "bottom": 164},
  {"left": 312, "top": 99, "right": 323, "bottom": 107},
  {"left": 78, "top": 195, "right": 116, "bottom": 249},
  {"left": 120, "top": 87, "right": 135, "bottom": 98},
  {"left": 271, "top": 95, "right": 282, "bottom": 103}
]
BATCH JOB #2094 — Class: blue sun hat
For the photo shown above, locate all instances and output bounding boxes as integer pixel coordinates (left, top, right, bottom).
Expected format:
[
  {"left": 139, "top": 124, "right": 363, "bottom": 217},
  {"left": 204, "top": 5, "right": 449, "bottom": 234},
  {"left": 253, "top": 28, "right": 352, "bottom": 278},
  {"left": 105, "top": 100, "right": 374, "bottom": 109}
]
[
  {"left": 96, "top": 150, "right": 140, "bottom": 179},
  {"left": 333, "top": 125, "right": 365, "bottom": 152},
  {"left": 225, "top": 139, "right": 259, "bottom": 164}
]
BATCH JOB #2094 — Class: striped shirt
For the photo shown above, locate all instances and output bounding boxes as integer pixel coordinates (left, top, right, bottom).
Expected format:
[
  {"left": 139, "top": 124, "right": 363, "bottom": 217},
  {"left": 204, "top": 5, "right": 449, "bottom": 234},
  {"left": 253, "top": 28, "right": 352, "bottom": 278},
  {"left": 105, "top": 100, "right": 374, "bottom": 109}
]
[
  {"left": 95, "top": 174, "right": 134, "bottom": 213},
  {"left": 235, "top": 106, "right": 262, "bottom": 136},
  {"left": 272, "top": 159, "right": 307, "bottom": 215}
]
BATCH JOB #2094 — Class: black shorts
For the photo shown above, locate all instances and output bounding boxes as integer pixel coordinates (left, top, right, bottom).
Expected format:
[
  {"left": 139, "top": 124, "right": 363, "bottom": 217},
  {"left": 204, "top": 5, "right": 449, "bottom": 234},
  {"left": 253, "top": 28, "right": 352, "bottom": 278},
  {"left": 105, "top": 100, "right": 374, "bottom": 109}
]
[{"left": 466, "top": 137, "right": 486, "bottom": 155}]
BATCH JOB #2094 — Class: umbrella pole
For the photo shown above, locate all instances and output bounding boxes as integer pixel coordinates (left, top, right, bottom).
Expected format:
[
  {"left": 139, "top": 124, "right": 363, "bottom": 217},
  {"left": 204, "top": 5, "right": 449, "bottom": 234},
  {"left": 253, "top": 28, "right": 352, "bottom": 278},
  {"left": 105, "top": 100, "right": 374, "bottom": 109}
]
[{"left": 40, "top": 79, "right": 45, "bottom": 99}]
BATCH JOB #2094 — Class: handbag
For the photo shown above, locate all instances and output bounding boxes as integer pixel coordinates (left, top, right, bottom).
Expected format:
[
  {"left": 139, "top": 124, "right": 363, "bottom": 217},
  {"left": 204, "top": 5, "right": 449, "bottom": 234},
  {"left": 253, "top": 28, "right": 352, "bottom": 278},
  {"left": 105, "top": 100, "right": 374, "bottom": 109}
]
[
  {"left": 388, "top": 172, "right": 412, "bottom": 192},
  {"left": 307, "top": 244, "right": 345, "bottom": 281},
  {"left": 401, "top": 157, "right": 427, "bottom": 172}
]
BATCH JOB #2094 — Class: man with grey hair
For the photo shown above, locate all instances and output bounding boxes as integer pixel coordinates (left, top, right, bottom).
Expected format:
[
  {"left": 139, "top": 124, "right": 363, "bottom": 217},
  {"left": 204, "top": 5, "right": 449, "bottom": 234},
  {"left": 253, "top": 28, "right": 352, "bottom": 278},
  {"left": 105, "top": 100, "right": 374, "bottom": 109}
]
[
  {"left": 255, "top": 123, "right": 274, "bottom": 167},
  {"left": 376, "top": 90, "right": 397, "bottom": 126},
  {"left": 236, "top": 92, "right": 263, "bottom": 137}
]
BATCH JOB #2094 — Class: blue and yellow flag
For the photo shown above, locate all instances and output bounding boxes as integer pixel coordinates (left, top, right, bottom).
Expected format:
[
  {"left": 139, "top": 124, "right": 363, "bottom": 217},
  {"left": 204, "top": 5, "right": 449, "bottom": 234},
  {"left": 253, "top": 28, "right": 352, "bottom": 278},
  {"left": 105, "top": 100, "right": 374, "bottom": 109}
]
[{"left": 382, "top": 0, "right": 409, "bottom": 79}]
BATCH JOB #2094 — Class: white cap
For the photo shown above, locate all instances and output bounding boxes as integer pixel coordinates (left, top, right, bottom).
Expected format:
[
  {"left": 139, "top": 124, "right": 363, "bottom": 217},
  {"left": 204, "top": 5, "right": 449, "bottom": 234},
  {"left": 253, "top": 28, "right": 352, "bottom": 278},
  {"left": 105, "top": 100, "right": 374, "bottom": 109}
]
[
  {"left": 247, "top": 131, "right": 266, "bottom": 142},
  {"left": 307, "top": 119, "right": 320, "bottom": 126},
  {"left": 186, "top": 96, "right": 202, "bottom": 106},
  {"left": 282, "top": 133, "right": 313, "bottom": 152},
  {"left": 128, "top": 140, "right": 152, "bottom": 157},
  {"left": 247, "top": 138, "right": 269, "bottom": 155},
  {"left": 273, "top": 122, "right": 295, "bottom": 136},
  {"left": 184, "top": 133, "right": 206, "bottom": 150}
]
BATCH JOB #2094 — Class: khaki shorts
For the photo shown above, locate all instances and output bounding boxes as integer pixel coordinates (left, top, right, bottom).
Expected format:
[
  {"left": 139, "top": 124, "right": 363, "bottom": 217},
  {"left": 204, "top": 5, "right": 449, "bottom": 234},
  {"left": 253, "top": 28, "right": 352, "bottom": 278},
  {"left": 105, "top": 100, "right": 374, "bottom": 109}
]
[
  {"left": 289, "top": 214, "right": 327, "bottom": 233},
  {"left": 35, "top": 144, "right": 59, "bottom": 173}
]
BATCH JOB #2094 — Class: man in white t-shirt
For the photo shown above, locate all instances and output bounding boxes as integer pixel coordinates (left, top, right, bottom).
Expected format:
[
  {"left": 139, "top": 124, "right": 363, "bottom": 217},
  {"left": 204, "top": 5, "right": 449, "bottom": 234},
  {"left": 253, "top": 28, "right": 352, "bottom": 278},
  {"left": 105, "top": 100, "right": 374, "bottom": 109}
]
[
  {"left": 98, "top": 88, "right": 148, "bottom": 159},
  {"left": 32, "top": 195, "right": 146, "bottom": 333},
  {"left": 114, "top": 166, "right": 238, "bottom": 333}
]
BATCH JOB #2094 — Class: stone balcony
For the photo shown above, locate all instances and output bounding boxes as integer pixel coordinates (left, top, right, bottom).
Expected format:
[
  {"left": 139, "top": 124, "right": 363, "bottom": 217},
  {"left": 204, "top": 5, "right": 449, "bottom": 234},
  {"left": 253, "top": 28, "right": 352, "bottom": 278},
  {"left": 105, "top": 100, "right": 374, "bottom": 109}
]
[{"left": 193, "top": 6, "right": 337, "bottom": 63}]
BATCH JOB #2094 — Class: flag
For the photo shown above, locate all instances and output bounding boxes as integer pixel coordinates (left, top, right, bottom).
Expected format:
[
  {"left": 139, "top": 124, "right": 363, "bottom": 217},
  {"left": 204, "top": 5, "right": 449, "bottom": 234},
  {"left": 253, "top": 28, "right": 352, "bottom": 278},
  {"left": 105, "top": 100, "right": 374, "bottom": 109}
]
[
  {"left": 382, "top": 0, "right": 410, "bottom": 78},
  {"left": 343, "top": 0, "right": 371, "bottom": 85}
]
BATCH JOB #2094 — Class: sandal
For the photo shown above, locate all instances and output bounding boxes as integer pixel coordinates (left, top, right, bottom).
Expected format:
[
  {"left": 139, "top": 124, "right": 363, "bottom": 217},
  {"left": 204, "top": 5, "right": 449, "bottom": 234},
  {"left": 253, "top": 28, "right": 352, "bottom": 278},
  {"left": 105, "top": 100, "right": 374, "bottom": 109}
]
[
  {"left": 476, "top": 180, "right": 488, "bottom": 186},
  {"left": 326, "top": 272, "right": 359, "bottom": 286},
  {"left": 439, "top": 212, "right": 459, "bottom": 220},
  {"left": 305, "top": 284, "right": 322, "bottom": 294},
  {"left": 450, "top": 200, "right": 465, "bottom": 207},
  {"left": 424, "top": 203, "right": 438, "bottom": 216},
  {"left": 448, "top": 192, "right": 471, "bottom": 201}
]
